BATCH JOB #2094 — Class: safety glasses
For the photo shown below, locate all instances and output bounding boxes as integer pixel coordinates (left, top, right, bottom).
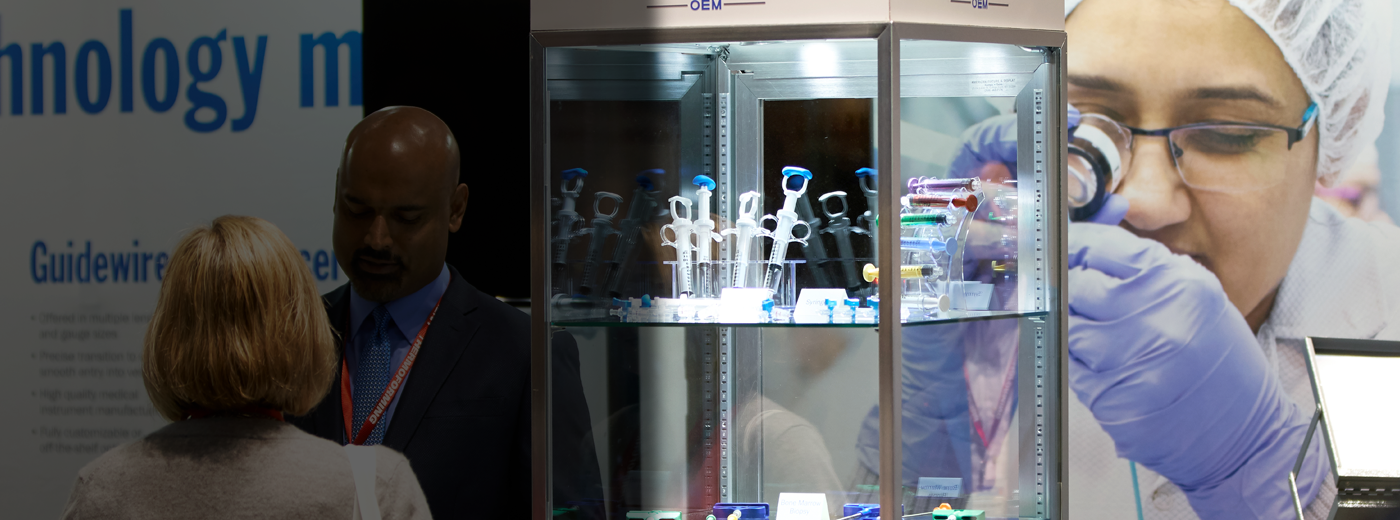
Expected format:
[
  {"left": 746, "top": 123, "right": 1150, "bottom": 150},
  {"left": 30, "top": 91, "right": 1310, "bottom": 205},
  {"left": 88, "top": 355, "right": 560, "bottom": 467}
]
[{"left": 1082, "top": 103, "right": 1318, "bottom": 192}]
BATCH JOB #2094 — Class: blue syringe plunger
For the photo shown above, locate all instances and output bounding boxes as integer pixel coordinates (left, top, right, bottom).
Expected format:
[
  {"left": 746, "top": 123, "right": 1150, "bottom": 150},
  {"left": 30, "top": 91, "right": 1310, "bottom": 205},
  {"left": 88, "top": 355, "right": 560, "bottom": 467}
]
[
  {"left": 782, "top": 166, "right": 813, "bottom": 179},
  {"left": 692, "top": 175, "right": 716, "bottom": 190},
  {"left": 562, "top": 168, "right": 588, "bottom": 180},
  {"left": 783, "top": 167, "right": 813, "bottom": 191},
  {"left": 855, "top": 167, "right": 877, "bottom": 178}
]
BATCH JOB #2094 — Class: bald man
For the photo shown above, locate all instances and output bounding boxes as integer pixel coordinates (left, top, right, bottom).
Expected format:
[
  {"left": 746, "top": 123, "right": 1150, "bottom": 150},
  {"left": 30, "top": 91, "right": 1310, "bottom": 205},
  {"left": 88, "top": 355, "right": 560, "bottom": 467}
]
[{"left": 289, "top": 107, "right": 601, "bottom": 518}]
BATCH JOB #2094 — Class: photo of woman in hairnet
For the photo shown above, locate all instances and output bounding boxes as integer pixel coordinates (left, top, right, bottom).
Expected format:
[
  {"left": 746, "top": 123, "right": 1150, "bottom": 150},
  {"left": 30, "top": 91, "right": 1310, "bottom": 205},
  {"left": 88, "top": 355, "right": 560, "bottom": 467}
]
[
  {"left": 854, "top": 0, "right": 1398, "bottom": 518},
  {"left": 1064, "top": 0, "right": 1396, "bottom": 517}
]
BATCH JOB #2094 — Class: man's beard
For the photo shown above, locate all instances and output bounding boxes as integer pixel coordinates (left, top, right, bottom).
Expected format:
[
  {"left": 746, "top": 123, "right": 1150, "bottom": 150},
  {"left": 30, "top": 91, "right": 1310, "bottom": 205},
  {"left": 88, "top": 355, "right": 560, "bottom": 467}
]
[{"left": 348, "top": 247, "right": 407, "bottom": 302}]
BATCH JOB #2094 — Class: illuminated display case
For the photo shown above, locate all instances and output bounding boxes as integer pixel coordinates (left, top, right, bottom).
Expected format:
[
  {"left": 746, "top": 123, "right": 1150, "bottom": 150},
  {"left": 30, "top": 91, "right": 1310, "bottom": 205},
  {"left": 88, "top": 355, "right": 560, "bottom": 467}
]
[{"left": 530, "top": 4, "right": 1068, "bottom": 519}]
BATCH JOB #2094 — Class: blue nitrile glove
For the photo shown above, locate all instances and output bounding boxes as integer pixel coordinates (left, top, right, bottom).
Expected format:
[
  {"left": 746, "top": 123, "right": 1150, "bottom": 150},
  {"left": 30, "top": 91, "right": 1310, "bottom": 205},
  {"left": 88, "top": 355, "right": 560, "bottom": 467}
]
[
  {"left": 947, "top": 113, "right": 1019, "bottom": 180},
  {"left": 1069, "top": 223, "right": 1326, "bottom": 519},
  {"left": 948, "top": 106, "right": 1127, "bottom": 225}
]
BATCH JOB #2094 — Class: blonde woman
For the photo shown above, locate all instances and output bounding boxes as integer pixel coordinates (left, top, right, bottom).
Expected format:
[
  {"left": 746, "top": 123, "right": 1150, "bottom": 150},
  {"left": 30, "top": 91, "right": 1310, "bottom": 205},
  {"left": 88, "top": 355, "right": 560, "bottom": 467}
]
[{"left": 60, "top": 216, "right": 430, "bottom": 519}]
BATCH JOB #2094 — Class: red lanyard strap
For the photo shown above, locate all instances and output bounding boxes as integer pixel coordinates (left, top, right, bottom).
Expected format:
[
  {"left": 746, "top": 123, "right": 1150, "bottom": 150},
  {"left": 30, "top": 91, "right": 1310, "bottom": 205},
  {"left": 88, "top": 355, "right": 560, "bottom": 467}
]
[{"left": 341, "top": 297, "right": 443, "bottom": 445}]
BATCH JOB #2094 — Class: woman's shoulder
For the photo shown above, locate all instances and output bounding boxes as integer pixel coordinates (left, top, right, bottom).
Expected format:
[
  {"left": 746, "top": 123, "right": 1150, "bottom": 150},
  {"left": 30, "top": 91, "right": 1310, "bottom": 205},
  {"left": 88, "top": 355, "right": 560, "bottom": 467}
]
[
  {"left": 368, "top": 445, "right": 433, "bottom": 520},
  {"left": 64, "top": 419, "right": 360, "bottom": 519},
  {"left": 1276, "top": 200, "right": 1400, "bottom": 340},
  {"left": 1308, "top": 197, "right": 1400, "bottom": 248},
  {"left": 83, "top": 419, "right": 354, "bottom": 478}
]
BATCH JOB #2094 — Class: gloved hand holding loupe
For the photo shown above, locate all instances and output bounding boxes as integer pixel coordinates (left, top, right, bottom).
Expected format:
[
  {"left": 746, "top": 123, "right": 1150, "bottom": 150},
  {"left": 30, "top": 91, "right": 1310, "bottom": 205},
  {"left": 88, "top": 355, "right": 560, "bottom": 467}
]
[{"left": 1065, "top": 106, "right": 1132, "bottom": 224}]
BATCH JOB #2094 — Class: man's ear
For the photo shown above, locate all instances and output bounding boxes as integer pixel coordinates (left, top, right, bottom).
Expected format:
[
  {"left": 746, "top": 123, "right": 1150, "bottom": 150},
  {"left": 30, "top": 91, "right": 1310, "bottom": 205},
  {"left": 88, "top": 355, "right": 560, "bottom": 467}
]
[{"left": 448, "top": 183, "right": 469, "bottom": 232}]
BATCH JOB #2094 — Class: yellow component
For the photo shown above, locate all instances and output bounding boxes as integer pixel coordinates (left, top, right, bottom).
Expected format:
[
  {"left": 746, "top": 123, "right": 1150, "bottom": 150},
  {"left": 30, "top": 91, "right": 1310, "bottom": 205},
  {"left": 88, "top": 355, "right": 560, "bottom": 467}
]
[
  {"left": 728, "top": 512, "right": 741, "bottom": 520},
  {"left": 863, "top": 263, "right": 933, "bottom": 283},
  {"left": 935, "top": 503, "right": 953, "bottom": 510},
  {"left": 991, "top": 260, "right": 1016, "bottom": 273},
  {"left": 900, "top": 265, "right": 927, "bottom": 278}
]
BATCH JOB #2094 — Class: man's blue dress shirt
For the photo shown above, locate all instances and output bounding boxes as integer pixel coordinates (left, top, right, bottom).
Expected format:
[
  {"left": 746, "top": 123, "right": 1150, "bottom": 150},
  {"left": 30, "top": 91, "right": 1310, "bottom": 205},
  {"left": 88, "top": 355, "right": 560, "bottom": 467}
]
[{"left": 345, "top": 264, "right": 450, "bottom": 438}]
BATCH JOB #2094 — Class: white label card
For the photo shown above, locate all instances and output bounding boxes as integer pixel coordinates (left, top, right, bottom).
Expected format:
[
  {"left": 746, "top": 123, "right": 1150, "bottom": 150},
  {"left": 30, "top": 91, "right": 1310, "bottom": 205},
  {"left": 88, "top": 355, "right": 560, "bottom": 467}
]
[
  {"left": 776, "top": 492, "right": 830, "bottom": 520},
  {"left": 718, "top": 287, "right": 772, "bottom": 323},
  {"left": 916, "top": 477, "right": 963, "bottom": 498},
  {"left": 793, "top": 288, "right": 849, "bottom": 323}
]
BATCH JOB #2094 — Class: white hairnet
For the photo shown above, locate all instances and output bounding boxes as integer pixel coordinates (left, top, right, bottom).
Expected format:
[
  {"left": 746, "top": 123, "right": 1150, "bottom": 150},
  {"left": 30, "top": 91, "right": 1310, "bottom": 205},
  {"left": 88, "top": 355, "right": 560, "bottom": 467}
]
[{"left": 1066, "top": 0, "right": 1392, "bottom": 180}]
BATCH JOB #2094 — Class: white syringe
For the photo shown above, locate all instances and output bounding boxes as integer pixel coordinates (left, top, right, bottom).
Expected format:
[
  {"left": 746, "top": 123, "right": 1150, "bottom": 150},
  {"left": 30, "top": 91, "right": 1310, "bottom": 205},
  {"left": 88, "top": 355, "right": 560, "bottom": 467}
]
[
  {"left": 723, "top": 191, "right": 766, "bottom": 287},
  {"left": 660, "top": 196, "right": 696, "bottom": 297},
  {"left": 761, "top": 167, "right": 814, "bottom": 294},
  {"left": 692, "top": 175, "right": 722, "bottom": 297}
]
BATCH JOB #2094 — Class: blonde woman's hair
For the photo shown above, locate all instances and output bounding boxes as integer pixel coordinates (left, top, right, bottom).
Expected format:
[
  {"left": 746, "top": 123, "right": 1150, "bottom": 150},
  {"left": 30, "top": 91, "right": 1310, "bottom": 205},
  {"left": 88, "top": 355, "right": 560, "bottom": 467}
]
[{"left": 143, "top": 215, "right": 337, "bottom": 421}]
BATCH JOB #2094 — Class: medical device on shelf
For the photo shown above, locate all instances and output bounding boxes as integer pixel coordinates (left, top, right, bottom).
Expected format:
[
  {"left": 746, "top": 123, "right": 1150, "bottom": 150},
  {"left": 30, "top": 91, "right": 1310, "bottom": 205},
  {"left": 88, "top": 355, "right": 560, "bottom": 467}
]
[
  {"left": 692, "top": 175, "right": 722, "bottom": 297},
  {"left": 791, "top": 174, "right": 836, "bottom": 289},
  {"left": 906, "top": 192, "right": 979, "bottom": 212},
  {"left": 761, "top": 167, "right": 813, "bottom": 294},
  {"left": 552, "top": 167, "right": 588, "bottom": 294},
  {"left": 819, "top": 190, "right": 869, "bottom": 292},
  {"left": 722, "top": 191, "right": 768, "bottom": 288},
  {"left": 603, "top": 171, "right": 662, "bottom": 298},
  {"left": 856, "top": 168, "right": 879, "bottom": 265},
  {"left": 577, "top": 191, "right": 622, "bottom": 296},
  {"left": 660, "top": 196, "right": 696, "bottom": 297}
]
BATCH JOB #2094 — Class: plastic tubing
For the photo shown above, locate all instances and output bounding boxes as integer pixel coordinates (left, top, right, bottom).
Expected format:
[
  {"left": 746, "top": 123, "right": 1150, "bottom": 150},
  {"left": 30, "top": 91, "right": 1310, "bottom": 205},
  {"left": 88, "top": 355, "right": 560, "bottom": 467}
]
[
  {"left": 900, "top": 236, "right": 951, "bottom": 253},
  {"left": 900, "top": 213, "right": 955, "bottom": 226},
  {"left": 912, "top": 177, "right": 981, "bottom": 192},
  {"left": 907, "top": 193, "right": 979, "bottom": 212}
]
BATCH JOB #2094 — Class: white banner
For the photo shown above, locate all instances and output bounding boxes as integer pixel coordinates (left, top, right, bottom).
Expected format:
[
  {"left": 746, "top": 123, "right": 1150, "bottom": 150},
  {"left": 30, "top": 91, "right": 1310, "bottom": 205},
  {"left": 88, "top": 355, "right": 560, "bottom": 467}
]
[{"left": 0, "top": 1, "right": 361, "bottom": 515}]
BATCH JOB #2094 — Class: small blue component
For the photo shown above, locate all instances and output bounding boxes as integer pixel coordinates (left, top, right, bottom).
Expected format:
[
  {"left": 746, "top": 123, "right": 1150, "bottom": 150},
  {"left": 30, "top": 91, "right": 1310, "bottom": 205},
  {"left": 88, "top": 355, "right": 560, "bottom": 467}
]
[
  {"left": 783, "top": 167, "right": 812, "bottom": 191},
  {"left": 562, "top": 168, "right": 588, "bottom": 180},
  {"left": 868, "top": 296, "right": 880, "bottom": 313},
  {"left": 781, "top": 166, "right": 812, "bottom": 179},
  {"left": 845, "top": 298, "right": 860, "bottom": 309},
  {"left": 842, "top": 503, "right": 901, "bottom": 520},
  {"left": 641, "top": 294, "right": 652, "bottom": 308},
  {"left": 761, "top": 298, "right": 775, "bottom": 312},
  {"left": 693, "top": 175, "right": 716, "bottom": 190},
  {"left": 713, "top": 503, "right": 769, "bottom": 520},
  {"left": 636, "top": 175, "right": 655, "bottom": 191},
  {"left": 855, "top": 167, "right": 877, "bottom": 178}
]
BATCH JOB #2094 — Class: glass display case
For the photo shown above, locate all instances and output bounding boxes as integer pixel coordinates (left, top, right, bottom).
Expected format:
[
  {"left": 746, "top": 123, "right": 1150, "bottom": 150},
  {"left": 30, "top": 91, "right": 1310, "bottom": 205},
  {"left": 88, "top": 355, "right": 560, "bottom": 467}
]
[{"left": 530, "top": 10, "right": 1068, "bottom": 520}]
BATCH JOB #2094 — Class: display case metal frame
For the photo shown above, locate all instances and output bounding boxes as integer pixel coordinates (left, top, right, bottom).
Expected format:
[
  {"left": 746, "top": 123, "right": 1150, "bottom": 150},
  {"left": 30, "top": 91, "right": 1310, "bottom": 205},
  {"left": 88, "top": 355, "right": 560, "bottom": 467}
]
[{"left": 529, "top": 21, "right": 1069, "bottom": 520}]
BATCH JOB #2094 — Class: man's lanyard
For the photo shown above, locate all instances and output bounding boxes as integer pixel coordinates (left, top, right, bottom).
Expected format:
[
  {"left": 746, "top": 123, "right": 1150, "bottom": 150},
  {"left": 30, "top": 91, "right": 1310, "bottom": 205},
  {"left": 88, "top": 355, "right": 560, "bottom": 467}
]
[
  {"left": 341, "top": 296, "right": 444, "bottom": 445},
  {"left": 965, "top": 350, "right": 1017, "bottom": 449}
]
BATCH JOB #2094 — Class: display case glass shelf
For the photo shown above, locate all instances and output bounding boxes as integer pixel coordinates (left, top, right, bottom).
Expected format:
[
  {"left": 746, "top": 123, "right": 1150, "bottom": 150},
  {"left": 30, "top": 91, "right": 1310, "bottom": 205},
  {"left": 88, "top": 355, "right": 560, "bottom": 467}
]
[
  {"left": 553, "top": 310, "right": 1048, "bottom": 328},
  {"left": 531, "top": 16, "right": 1068, "bottom": 520}
]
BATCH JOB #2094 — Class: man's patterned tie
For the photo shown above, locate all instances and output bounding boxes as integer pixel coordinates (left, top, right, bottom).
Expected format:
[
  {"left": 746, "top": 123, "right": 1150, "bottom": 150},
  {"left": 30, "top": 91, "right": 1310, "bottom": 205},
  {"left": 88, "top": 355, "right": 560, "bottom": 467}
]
[{"left": 352, "top": 305, "right": 392, "bottom": 445}]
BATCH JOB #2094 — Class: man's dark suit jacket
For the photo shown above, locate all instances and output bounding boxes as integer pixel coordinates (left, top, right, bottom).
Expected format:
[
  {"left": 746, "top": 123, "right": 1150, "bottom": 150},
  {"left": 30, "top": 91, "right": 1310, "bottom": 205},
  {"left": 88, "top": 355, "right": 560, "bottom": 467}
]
[{"left": 289, "top": 265, "right": 601, "bottom": 518}]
